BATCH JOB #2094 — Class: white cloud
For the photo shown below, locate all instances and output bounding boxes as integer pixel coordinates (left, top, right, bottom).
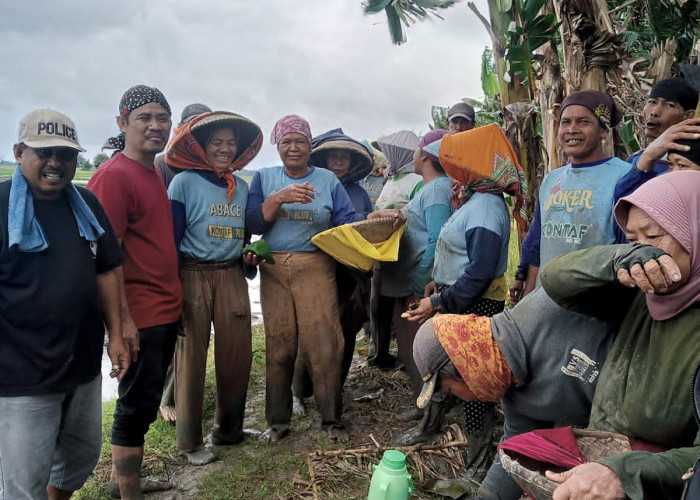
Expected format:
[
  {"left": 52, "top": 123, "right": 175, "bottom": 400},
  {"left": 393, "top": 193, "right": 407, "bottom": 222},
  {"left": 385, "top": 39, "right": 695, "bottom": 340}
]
[{"left": 0, "top": 0, "right": 491, "bottom": 167}]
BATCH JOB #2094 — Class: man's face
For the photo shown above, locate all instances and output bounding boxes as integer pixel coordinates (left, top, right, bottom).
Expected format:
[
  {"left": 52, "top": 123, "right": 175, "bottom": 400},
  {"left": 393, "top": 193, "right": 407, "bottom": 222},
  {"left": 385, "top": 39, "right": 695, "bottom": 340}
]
[
  {"left": 118, "top": 102, "right": 172, "bottom": 156},
  {"left": 326, "top": 149, "right": 351, "bottom": 179},
  {"left": 558, "top": 105, "right": 607, "bottom": 163},
  {"left": 448, "top": 116, "right": 475, "bottom": 133},
  {"left": 643, "top": 97, "right": 693, "bottom": 140},
  {"left": 14, "top": 145, "right": 78, "bottom": 200}
]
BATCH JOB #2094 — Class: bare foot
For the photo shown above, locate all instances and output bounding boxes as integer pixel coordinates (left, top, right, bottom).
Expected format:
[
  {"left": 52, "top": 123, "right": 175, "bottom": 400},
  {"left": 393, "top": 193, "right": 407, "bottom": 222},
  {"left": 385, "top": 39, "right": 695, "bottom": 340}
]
[
  {"left": 258, "top": 427, "right": 289, "bottom": 442},
  {"left": 159, "top": 404, "right": 176, "bottom": 423},
  {"left": 185, "top": 446, "right": 217, "bottom": 466},
  {"left": 292, "top": 396, "right": 307, "bottom": 416},
  {"left": 106, "top": 478, "right": 172, "bottom": 499}
]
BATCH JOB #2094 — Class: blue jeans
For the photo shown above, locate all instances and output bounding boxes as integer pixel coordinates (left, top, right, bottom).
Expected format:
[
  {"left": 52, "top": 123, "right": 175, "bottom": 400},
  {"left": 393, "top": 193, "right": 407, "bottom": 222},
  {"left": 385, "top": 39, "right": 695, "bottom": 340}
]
[{"left": 0, "top": 375, "right": 102, "bottom": 500}]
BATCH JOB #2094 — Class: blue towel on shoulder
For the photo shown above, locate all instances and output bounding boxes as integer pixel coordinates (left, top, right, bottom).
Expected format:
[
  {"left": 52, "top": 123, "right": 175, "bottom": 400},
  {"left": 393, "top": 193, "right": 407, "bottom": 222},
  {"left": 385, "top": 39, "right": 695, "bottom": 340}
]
[{"left": 8, "top": 167, "right": 104, "bottom": 252}]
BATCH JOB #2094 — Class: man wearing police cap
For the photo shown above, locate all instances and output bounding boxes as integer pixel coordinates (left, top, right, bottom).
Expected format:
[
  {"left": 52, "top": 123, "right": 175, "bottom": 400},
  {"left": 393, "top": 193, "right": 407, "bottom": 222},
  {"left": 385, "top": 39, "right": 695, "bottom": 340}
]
[{"left": 0, "top": 108, "right": 128, "bottom": 499}]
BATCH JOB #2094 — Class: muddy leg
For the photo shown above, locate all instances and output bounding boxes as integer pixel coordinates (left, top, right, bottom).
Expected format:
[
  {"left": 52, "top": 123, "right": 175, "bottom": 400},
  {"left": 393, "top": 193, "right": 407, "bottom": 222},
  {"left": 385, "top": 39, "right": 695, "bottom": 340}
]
[{"left": 111, "top": 445, "right": 144, "bottom": 500}]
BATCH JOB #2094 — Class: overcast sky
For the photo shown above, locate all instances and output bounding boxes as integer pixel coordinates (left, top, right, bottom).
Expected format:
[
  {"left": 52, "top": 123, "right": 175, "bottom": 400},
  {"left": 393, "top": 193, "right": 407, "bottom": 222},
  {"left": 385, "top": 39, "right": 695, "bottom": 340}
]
[{"left": 1, "top": 0, "right": 491, "bottom": 168}]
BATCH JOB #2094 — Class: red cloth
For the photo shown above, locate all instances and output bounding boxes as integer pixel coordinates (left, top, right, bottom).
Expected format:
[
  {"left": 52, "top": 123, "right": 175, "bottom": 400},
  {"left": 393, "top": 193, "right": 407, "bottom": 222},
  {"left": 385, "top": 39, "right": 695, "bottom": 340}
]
[
  {"left": 498, "top": 427, "right": 667, "bottom": 470},
  {"left": 87, "top": 153, "right": 182, "bottom": 329},
  {"left": 499, "top": 427, "right": 587, "bottom": 469}
]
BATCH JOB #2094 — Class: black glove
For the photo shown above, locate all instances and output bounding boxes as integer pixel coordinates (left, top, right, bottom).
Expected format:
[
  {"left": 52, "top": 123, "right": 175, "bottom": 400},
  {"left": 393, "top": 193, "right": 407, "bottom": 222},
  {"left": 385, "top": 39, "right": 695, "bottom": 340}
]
[{"left": 613, "top": 244, "right": 669, "bottom": 274}]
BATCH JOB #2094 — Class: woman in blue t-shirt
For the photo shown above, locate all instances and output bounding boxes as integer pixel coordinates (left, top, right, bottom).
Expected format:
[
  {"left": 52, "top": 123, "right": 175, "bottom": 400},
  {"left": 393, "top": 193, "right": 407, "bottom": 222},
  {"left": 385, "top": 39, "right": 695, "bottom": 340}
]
[
  {"left": 369, "top": 129, "right": 454, "bottom": 412},
  {"left": 402, "top": 124, "right": 530, "bottom": 479},
  {"left": 166, "top": 111, "right": 263, "bottom": 465},
  {"left": 245, "top": 115, "right": 362, "bottom": 442}
]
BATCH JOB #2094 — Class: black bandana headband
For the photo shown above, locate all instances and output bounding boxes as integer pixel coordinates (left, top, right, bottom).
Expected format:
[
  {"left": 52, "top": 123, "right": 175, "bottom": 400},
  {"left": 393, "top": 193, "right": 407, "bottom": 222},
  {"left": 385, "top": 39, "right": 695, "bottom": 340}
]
[
  {"left": 103, "top": 85, "right": 172, "bottom": 153},
  {"left": 674, "top": 138, "right": 700, "bottom": 166},
  {"left": 650, "top": 77, "right": 699, "bottom": 111}
]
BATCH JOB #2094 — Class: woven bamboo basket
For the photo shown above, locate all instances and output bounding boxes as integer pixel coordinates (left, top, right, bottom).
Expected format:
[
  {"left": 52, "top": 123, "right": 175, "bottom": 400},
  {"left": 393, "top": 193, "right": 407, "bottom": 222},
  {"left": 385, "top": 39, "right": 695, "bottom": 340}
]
[
  {"left": 347, "top": 217, "right": 397, "bottom": 243},
  {"left": 499, "top": 429, "right": 631, "bottom": 500}
]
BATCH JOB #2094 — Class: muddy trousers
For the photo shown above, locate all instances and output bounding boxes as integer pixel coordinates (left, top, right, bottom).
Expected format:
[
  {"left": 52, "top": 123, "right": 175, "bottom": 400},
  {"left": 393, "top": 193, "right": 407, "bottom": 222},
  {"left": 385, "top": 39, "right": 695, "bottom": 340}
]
[
  {"left": 293, "top": 263, "right": 370, "bottom": 397},
  {"left": 175, "top": 263, "right": 252, "bottom": 451},
  {"left": 261, "top": 252, "right": 344, "bottom": 431}
]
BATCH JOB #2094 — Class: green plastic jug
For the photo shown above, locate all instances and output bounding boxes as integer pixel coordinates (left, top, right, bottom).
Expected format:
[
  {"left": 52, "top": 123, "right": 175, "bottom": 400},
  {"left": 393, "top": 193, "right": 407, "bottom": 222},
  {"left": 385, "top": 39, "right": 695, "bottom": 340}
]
[{"left": 367, "top": 450, "right": 414, "bottom": 500}]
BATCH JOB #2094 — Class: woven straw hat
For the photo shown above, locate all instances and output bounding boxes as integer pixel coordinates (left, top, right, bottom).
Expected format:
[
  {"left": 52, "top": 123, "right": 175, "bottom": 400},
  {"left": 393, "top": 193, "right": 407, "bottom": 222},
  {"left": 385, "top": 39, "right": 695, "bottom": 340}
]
[
  {"left": 311, "top": 139, "right": 373, "bottom": 168},
  {"left": 190, "top": 112, "right": 262, "bottom": 154}
]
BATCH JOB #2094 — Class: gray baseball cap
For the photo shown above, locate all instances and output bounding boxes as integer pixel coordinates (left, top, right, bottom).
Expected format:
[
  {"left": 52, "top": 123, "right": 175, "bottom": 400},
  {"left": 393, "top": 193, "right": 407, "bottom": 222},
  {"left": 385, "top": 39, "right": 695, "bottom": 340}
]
[{"left": 447, "top": 102, "right": 475, "bottom": 122}]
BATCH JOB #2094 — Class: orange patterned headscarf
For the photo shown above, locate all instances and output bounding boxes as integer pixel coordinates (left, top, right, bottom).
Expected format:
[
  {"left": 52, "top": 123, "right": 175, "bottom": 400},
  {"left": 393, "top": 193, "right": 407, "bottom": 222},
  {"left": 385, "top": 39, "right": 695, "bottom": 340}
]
[
  {"left": 438, "top": 124, "right": 530, "bottom": 232},
  {"left": 433, "top": 313, "right": 513, "bottom": 402},
  {"left": 166, "top": 111, "right": 263, "bottom": 202}
]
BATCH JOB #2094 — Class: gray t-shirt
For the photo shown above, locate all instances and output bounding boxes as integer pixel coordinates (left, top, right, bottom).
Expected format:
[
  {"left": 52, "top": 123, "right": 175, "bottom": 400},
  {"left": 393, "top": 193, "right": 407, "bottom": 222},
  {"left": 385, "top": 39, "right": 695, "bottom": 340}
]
[{"left": 491, "top": 287, "right": 617, "bottom": 432}]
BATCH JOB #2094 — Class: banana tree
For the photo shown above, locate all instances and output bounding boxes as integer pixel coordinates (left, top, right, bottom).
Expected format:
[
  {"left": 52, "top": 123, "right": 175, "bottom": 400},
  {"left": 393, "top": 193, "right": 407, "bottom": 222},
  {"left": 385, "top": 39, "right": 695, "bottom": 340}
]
[{"left": 362, "top": 0, "right": 457, "bottom": 45}]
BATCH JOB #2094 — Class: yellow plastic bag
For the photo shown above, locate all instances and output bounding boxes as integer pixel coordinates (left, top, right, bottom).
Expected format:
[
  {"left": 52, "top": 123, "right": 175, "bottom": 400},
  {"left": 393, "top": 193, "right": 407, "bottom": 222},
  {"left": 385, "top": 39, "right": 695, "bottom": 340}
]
[{"left": 311, "top": 223, "right": 405, "bottom": 271}]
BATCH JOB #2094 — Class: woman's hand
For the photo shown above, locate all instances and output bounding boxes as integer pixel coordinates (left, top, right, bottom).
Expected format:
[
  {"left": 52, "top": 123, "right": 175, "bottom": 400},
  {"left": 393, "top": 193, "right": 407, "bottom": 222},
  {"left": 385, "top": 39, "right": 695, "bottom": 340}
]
[
  {"left": 272, "top": 182, "right": 316, "bottom": 205},
  {"left": 508, "top": 279, "right": 524, "bottom": 304},
  {"left": 369, "top": 209, "right": 406, "bottom": 228},
  {"left": 613, "top": 244, "right": 680, "bottom": 294},
  {"left": 262, "top": 182, "right": 315, "bottom": 221},
  {"left": 405, "top": 297, "right": 435, "bottom": 324},
  {"left": 546, "top": 463, "right": 625, "bottom": 500},
  {"left": 243, "top": 252, "right": 267, "bottom": 267}
]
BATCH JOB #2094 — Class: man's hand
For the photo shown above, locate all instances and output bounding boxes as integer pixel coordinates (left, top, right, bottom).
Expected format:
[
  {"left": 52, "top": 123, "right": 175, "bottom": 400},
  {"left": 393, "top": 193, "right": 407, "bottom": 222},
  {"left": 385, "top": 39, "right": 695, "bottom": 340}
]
[
  {"left": 243, "top": 251, "right": 267, "bottom": 267},
  {"left": 546, "top": 463, "right": 625, "bottom": 500},
  {"left": 405, "top": 296, "right": 435, "bottom": 324},
  {"left": 273, "top": 182, "right": 316, "bottom": 205},
  {"left": 424, "top": 280, "right": 436, "bottom": 297},
  {"left": 638, "top": 118, "right": 700, "bottom": 171},
  {"left": 121, "top": 312, "right": 139, "bottom": 363},
  {"left": 107, "top": 336, "right": 131, "bottom": 380},
  {"left": 614, "top": 244, "right": 680, "bottom": 294}
]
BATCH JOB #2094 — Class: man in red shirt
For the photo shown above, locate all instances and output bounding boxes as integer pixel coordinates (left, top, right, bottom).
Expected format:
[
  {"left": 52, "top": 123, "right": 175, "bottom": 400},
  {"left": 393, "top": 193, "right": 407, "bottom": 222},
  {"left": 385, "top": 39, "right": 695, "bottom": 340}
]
[{"left": 88, "top": 85, "right": 183, "bottom": 499}]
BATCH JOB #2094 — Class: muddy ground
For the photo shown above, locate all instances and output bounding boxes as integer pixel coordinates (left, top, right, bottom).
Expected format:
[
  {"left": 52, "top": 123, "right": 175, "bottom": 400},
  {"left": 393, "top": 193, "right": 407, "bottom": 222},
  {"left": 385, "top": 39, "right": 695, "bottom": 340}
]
[{"left": 128, "top": 341, "right": 488, "bottom": 500}]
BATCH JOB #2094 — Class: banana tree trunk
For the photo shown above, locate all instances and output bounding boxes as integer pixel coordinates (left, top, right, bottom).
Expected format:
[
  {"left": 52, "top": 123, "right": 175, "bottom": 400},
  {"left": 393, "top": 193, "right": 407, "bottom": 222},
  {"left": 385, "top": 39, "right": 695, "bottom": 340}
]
[
  {"left": 537, "top": 0, "right": 565, "bottom": 172},
  {"left": 468, "top": 0, "right": 546, "bottom": 238},
  {"left": 555, "top": 0, "right": 622, "bottom": 157}
]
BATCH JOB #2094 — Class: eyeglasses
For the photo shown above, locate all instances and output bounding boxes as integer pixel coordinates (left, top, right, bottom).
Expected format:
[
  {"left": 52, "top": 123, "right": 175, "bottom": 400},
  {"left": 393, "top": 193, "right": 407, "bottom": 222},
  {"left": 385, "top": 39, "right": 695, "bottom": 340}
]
[{"left": 29, "top": 147, "right": 79, "bottom": 162}]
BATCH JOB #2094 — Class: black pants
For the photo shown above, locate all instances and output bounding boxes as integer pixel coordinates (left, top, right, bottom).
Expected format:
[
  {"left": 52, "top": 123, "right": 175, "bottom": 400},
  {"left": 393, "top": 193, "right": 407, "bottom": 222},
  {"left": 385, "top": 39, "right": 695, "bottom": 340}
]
[{"left": 111, "top": 323, "right": 178, "bottom": 447}]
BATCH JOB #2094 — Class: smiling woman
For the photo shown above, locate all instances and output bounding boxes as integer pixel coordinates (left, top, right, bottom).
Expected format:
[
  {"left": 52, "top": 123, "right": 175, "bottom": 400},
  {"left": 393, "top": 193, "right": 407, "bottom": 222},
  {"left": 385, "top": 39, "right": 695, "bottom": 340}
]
[
  {"left": 245, "top": 114, "right": 363, "bottom": 443},
  {"left": 164, "top": 111, "right": 263, "bottom": 466}
]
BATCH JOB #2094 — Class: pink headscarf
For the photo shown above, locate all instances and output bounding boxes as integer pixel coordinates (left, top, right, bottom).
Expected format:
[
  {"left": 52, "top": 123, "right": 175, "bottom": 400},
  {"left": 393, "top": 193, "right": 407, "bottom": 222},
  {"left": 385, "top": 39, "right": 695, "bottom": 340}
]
[
  {"left": 614, "top": 170, "right": 700, "bottom": 320},
  {"left": 270, "top": 114, "right": 312, "bottom": 145}
]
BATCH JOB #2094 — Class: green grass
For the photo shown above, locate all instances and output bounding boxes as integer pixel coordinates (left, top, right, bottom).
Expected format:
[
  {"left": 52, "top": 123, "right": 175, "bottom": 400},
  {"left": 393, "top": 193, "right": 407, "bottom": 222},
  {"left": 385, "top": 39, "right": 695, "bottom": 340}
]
[
  {"left": 0, "top": 165, "right": 254, "bottom": 186},
  {"left": 0, "top": 165, "right": 96, "bottom": 185},
  {"left": 73, "top": 228, "right": 523, "bottom": 499},
  {"left": 74, "top": 324, "right": 268, "bottom": 500}
]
